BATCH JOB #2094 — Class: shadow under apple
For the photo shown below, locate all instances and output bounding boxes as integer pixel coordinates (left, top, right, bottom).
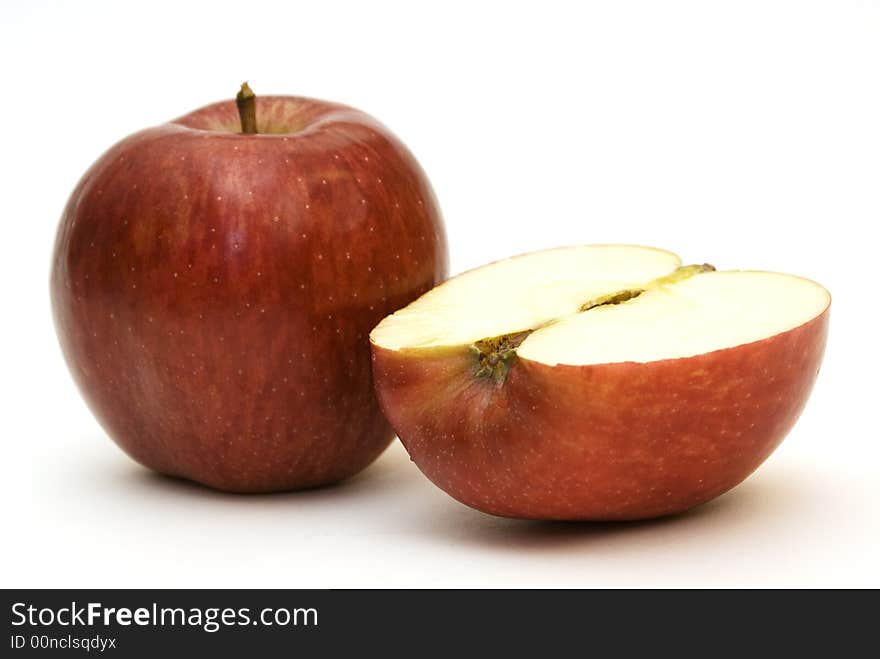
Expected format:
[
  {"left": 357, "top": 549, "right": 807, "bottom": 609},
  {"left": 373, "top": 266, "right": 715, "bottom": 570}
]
[
  {"left": 397, "top": 463, "right": 819, "bottom": 553},
  {"left": 91, "top": 440, "right": 427, "bottom": 508},
  {"left": 79, "top": 434, "right": 819, "bottom": 558}
]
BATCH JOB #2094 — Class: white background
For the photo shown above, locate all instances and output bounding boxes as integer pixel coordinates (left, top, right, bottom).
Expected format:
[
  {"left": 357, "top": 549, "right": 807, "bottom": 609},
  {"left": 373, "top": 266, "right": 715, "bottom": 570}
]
[{"left": 2, "top": 0, "right": 877, "bottom": 588}]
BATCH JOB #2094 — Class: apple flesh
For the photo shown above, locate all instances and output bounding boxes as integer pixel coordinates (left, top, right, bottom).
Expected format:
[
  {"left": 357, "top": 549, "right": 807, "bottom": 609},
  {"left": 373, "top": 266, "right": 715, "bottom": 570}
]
[
  {"left": 370, "top": 245, "right": 829, "bottom": 520},
  {"left": 52, "top": 92, "right": 448, "bottom": 492}
]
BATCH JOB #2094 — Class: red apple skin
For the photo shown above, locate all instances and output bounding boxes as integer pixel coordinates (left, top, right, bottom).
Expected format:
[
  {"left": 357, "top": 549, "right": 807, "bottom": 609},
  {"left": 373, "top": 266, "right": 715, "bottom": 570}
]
[
  {"left": 51, "top": 96, "right": 448, "bottom": 492},
  {"left": 371, "top": 310, "right": 829, "bottom": 520}
]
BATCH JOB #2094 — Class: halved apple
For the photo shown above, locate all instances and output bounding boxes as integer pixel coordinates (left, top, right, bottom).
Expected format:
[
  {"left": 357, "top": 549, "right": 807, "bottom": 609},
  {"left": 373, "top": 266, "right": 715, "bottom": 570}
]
[{"left": 370, "top": 245, "right": 830, "bottom": 520}]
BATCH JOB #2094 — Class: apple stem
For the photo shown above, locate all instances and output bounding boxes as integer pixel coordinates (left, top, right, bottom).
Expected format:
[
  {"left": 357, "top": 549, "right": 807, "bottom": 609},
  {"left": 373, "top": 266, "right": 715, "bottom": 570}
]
[
  {"left": 236, "top": 82, "right": 258, "bottom": 134},
  {"left": 473, "top": 330, "right": 533, "bottom": 384}
]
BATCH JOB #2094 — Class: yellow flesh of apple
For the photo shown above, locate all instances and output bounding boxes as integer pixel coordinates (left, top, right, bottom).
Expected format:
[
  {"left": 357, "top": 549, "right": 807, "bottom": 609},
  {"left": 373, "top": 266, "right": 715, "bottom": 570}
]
[{"left": 370, "top": 245, "right": 830, "bottom": 367}]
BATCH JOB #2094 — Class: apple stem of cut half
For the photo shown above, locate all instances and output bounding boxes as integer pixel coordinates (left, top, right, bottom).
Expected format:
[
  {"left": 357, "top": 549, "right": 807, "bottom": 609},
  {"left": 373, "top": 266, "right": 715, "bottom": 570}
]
[
  {"left": 235, "top": 82, "right": 258, "bottom": 134},
  {"left": 474, "top": 263, "right": 716, "bottom": 383}
]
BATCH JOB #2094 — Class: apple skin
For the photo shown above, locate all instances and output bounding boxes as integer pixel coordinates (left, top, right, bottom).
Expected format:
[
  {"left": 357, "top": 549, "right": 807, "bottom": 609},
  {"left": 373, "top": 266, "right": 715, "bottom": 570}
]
[
  {"left": 371, "top": 310, "right": 828, "bottom": 520},
  {"left": 52, "top": 96, "right": 447, "bottom": 492}
]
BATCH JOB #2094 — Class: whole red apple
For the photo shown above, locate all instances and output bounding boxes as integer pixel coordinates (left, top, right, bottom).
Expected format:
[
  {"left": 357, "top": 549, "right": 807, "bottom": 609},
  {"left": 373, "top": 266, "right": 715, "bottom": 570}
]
[
  {"left": 371, "top": 245, "right": 829, "bottom": 520},
  {"left": 52, "top": 85, "right": 448, "bottom": 492}
]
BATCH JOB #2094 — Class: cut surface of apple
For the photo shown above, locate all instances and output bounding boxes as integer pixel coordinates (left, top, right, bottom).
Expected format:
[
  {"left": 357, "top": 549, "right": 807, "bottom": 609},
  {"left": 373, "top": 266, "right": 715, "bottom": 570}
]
[
  {"left": 370, "top": 245, "right": 830, "bottom": 521},
  {"left": 519, "top": 269, "right": 827, "bottom": 366},
  {"left": 371, "top": 244, "right": 682, "bottom": 351},
  {"left": 372, "top": 245, "right": 828, "bottom": 369}
]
